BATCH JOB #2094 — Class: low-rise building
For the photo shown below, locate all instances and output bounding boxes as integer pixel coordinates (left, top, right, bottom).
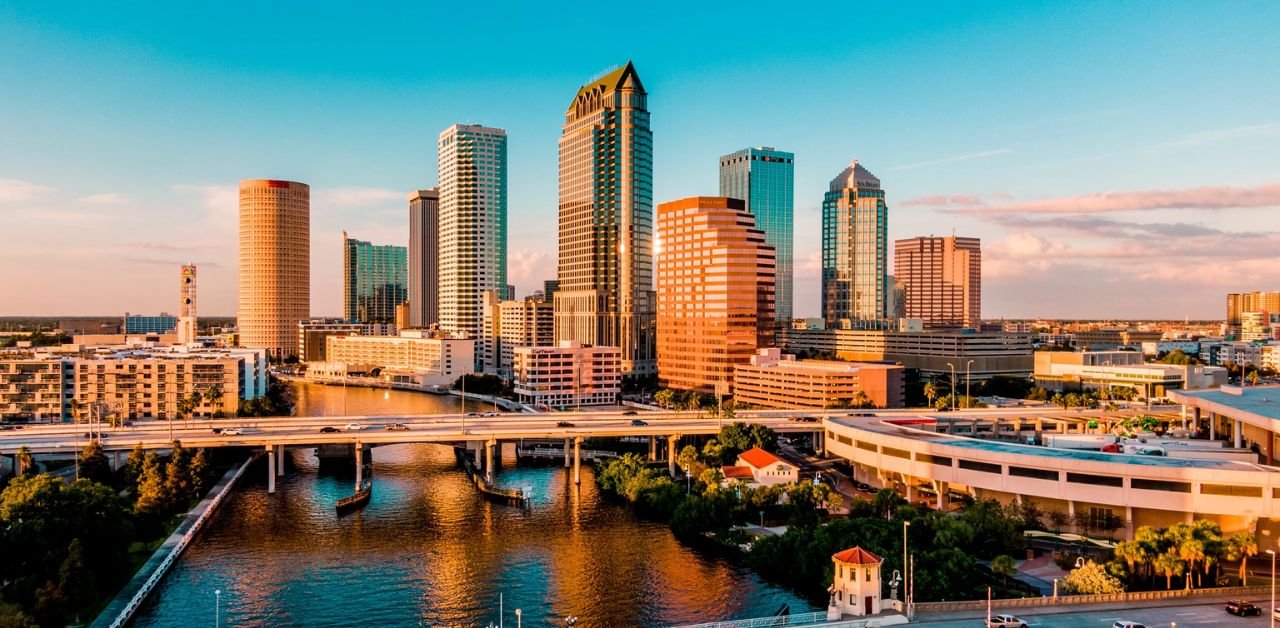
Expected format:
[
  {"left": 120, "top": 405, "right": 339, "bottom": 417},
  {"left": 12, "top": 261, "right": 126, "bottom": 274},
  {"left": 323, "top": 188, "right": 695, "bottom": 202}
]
[
  {"left": 828, "top": 547, "right": 884, "bottom": 619},
  {"left": 320, "top": 330, "right": 473, "bottom": 387},
  {"left": 1034, "top": 351, "right": 1226, "bottom": 398},
  {"left": 123, "top": 312, "right": 178, "bottom": 334},
  {"left": 511, "top": 341, "right": 621, "bottom": 408},
  {"left": 720, "top": 447, "right": 799, "bottom": 486},
  {"left": 297, "top": 318, "right": 395, "bottom": 363},
  {"left": 734, "top": 348, "right": 904, "bottom": 409},
  {"left": 780, "top": 328, "right": 1032, "bottom": 380}
]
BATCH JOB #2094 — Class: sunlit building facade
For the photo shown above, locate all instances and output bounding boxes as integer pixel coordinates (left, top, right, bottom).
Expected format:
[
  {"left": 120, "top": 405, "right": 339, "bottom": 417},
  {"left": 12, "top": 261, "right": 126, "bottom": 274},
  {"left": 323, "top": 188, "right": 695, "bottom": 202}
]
[
  {"left": 238, "top": 179, "right": 310, "bottom": 358},
  {"left": 894, "top": 235, "right": 981, "bottom": 328},
  {"left": 720, "top": 147, "right": 794, "bottom": 324},
  {"left": 554, "top": 61, "right": 656, "bottom": 376},
  {"left": 408, "top": 188, "right": 440, "bottom": 328},
  {"left": 822, "top": 161, "right": 887, "bottom": 326},
  {"left": 343, "top": 233, "right": 408, "bottom": 325}
]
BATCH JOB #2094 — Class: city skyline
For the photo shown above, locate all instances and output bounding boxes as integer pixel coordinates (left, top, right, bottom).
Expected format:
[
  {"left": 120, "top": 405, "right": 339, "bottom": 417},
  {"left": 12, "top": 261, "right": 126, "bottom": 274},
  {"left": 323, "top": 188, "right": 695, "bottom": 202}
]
[{"left": 1, "top": 3, "right": 1278, "bottom": 319}]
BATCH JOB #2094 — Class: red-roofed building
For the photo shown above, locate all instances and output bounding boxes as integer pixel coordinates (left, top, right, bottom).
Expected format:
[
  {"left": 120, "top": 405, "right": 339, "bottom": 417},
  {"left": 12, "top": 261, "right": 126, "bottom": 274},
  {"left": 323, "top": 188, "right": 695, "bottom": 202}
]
[
  {"left": 735, "top": 447, "right": 798, "bottom": 486},
  {"left": 720, "top": 465, "right": 755, "bottom": 481},
  {"left": 829, "top": 546, "right": 884, "bottom": 619}
]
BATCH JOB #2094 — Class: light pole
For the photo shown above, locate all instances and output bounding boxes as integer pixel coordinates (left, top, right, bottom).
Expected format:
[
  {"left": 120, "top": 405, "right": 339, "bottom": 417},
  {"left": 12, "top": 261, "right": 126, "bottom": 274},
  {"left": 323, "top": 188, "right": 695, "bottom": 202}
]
[
  {"left": 946, "top": 363, "right": 957, "bottom": 412},
  {"left": 902, "top": 520, "right": 911, "bottom": 605},
  {"left": 214, "top": 589, "right": 221, "bottom": 628},
  {"left": 515, "top": 608, "right": 522, "bottom": 628},
  {"left": 1269, "top": 548, "right": 1276, "bottom": 628},
  {"left": 965, "top": 360, "right": 974, "bottom": 409}
]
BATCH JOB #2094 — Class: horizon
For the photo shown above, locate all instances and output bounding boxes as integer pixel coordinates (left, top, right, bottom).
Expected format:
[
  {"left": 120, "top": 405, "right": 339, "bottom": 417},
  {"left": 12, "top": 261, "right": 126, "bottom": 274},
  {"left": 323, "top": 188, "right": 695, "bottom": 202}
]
[{"left": 1, "top": 2, "right": 1277, "bottom": 319}]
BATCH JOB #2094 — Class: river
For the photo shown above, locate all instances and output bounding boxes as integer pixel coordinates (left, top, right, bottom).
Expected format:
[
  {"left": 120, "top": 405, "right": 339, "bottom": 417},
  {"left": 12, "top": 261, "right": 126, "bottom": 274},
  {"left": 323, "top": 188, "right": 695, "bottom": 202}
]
[{"left": 130, "top": 382, "right": 819, "bottom": 626}]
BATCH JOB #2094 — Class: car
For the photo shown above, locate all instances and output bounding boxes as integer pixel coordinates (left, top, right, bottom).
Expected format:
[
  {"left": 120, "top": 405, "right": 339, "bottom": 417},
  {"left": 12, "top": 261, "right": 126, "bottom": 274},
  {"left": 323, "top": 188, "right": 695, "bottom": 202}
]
[
  {"left": 221, "top": 428, "right": 244, "bottom": 436},
  {"left": 986, "top": 615, "right": 1026, "bottom": 628},
  {"left": 630, "top": 419, "right": 648, "bottom": 426},
  {"left": 384, "top": 423, "right": 409, "bottom": 431},
  {"left": 1225, "top": 600, "right": 1262, "bottom": 616},
  {"left": 556, "top": 421, "right": 575, "bottom": 428},
  {"left": 466, "top": 412, "right": 481, "bottom": 417},
  {"left": 319, "top": 426, "right": 340, "bottom": 433},
  {"left": 121, "top": 421, "right": 133, "bottom": 427},
  {"left": 344, "top": 423, "right": 366, "bottom": 431},
  {"left": 791, "top": 416, "right": 819, "bottom": 423},
  {"left": 1111, "top": 622, "right": 1147, "bottom": 628},
  {"left": 482, "top": 412, "right": 499, "bottom": 417},
  {"left": 622, "top": 410, "right": 638, "bottom": 416}
]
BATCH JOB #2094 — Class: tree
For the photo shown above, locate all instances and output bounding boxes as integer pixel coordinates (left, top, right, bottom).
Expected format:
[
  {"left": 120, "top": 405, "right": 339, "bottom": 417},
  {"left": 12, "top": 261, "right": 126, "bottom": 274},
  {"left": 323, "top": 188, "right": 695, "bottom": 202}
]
[
  {"left": 122, "top": 442, "right": 146, "bottom": 487},
  {"left": 1225, "top": 531, "right": 1258, "bottom": 586},
  {"left": 653, "top": 389, "right": 675, "bottom": 409},
  {"left": 676, "top": 445, "right": 704, "bottom": 478},
  {"left": 189, "top": 449, "right": 211, "bottom": 495},
  {"left": 78, "top": 439, "right": 112, "bottom": 485},
  {"left": 991, "top": 554, "right": 1018, "bottom": 589},
  {"left": 1152, "top": 551, "right": 1186, "bottom": 590},
  {"left": 57, "top": 538, "right": 95, "bottom": 619},
  {"left": 134, "top": 452, "right": 170, "bottom": 519},
  {"left": 1062, "top": 559, "right": 1124, "bottom": 594},
  {"left": 1113, "top": 540, "right": 1150, "bottom": 588},
  {"left": 176, "top": 393, "right": 196, "bottom": 425},
  {"left": 923, "top": 382, "right": 938, "bottom": 408},
  {"left": 203, "top": 384, "right": 224, "bottom": 417},
  {"left": 15, "top": 445, "right": 34, "bottom": 476}
]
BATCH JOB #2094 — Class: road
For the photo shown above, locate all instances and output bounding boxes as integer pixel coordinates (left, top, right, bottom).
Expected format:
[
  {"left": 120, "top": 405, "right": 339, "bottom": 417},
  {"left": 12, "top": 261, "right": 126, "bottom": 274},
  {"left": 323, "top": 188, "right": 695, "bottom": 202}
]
[{"left": 917, "top": 596, "right": 1270, "bottom": 626}]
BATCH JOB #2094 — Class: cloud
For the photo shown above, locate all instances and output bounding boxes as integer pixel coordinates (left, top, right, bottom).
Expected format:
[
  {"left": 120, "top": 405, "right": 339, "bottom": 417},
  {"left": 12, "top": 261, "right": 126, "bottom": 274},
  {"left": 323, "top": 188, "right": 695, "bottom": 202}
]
[
  {"left": 316, "top": 187, "right": 403, "bottom": 207},
  {"left": 900, "top": 194, "right": 988, "bottom": 208},
  {"left": 76, "top": 192, "right": 130, "bottom": 205},
  {"left": 1159, "top": 122, "right": 1280, "bottom": 148},
  {"left": 888, "top": 149, "right": 1011, "bottom": 172},
  {"left": 949, "top": 182, "right": 1280, "bottom": 215},
  {"left": 0, "top": 178, "right": 53, "bottom": 203},
  {"left": 979, "top": 214, "right": 1255, "bottom": 239},
  {"left": 507, "top": 248, "right": 551, "bottom": 285}
]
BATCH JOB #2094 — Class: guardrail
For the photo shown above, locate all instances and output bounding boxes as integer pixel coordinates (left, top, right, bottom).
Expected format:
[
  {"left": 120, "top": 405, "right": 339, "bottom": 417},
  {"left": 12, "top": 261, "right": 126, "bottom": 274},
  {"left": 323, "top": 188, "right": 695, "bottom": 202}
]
[
  {"left": 676, "top": 611, "right": 829, "bottom": 628},
  {"left": 93, "top": 455, "right": 254, "bottom": 628},
  {"left": 913, "top": 584, "right": 1272, "bottom": 614},
  {"left": 518, "top": 447, "right": 619, "bottom": 460}
]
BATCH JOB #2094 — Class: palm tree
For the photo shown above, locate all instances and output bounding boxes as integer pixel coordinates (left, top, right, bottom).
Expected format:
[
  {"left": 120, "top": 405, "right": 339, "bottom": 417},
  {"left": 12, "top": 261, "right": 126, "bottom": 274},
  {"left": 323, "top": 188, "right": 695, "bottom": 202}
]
[
  {"left": 203, "top": 384, "right": 224, "bottom": 417},
  {"left": 1225, "top": 531, "right": 1258, "bottom": 586},
  {"left": 1153, "top": 551, "right": 1185, "bottom": 590},
  {"left": 68, "top": 398, "right": 84, "bottom": 425},
  {"left": 991, "top": 554, "right": 1017, "bottom": 590},
  {"left": 923, "top": 382, "right": 938, "bottom": 408},
  {"left": 15, "top": 445, "right": 33, "bottom": 476},
  {"left": 1173, "top": 534, "right": 1205, "bottom": 589},
  {"left": 1113, "top": 540, "right": 1149, "bottom": 587}
]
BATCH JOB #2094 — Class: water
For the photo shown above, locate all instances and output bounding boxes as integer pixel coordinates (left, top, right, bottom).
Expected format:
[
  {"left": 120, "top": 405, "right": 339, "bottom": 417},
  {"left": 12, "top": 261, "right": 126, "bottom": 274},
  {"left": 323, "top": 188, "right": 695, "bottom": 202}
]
[{"left": 131, "top": 383, "right": 818, "bottom": 627}]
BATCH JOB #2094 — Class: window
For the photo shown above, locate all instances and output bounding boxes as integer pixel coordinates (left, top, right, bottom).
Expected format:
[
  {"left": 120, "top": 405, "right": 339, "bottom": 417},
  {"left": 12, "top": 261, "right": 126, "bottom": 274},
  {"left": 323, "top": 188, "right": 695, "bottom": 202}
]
[
  {"left": 916, "top": 453, "right": 952, "bottom": 466},
  {"left": 1201, "top": 484, "right": 1261, "bottom": 497},
  {"left": 958, "top": 459, "right": 1001, "bottom": 474},
  {"left": 1008, "top": 466, "right": 1059, "bottom": 481},
  {"left": 1131, "top": 478, "right": 1191, "bottom": 493},
  {"left": 1066, "top": 473, "right": 1123, "bottom": 487}
]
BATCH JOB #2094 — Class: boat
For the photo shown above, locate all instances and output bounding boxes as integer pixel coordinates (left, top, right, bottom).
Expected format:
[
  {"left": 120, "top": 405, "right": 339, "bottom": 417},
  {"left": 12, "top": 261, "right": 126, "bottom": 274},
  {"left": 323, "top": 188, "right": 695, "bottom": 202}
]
[{"left": 336, "top": 481, "right": 372, "bottom": 513}]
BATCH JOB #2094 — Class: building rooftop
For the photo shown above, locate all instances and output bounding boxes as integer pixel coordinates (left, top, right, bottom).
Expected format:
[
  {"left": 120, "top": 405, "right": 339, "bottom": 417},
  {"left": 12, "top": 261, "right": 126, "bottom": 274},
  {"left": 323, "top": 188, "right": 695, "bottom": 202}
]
[
  {"left": 832, "top": 546, "right": 882, "bottom": 565},
  {"left": 721, "top": 465, "right": 755, "bottom": 480},
  {"left": 570, "top": 61, "right": 644, "bottom": 104},
  {"left": 1171, "top": 386, "right": 1280, "bottom": 422},
  {"left": 738, "top": 447, "right": 785, "bottom": 469}
]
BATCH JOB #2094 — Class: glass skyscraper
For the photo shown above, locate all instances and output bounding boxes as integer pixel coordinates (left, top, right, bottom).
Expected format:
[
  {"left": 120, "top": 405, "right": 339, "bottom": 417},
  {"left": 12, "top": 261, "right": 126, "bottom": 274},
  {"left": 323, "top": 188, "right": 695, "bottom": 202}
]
[
  {"left": 343, "top": 233, "right": 408, "bottom": 325},
  {"left": 822, "top": 160, "right": 888, "bottom": 326},
  {"left": 719, "top": 147, "right": 794, "bottom": 324}
]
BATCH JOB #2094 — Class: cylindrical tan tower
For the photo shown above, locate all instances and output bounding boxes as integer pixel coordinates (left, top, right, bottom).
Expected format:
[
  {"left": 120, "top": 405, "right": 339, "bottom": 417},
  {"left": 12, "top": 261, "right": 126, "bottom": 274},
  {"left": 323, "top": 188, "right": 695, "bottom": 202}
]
[{"left": 238, "top": 179, "right": 310, "bottom": 358}]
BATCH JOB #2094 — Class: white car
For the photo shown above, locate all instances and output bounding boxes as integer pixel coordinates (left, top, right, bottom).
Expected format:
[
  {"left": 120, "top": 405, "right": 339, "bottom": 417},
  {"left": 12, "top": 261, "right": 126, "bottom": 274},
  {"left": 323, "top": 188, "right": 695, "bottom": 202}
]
[
  {"left": 1112, "top": 622, "right": 1147, "bottom": 628},
  {"left": 343, "top": 423, "right": 366, "bottom": 431},
  {"left": 987, "top": 615, "right": 1027, "bottom": 628},
  {"left": 222, "top": 428, "right": 244, "bottom": 436}
]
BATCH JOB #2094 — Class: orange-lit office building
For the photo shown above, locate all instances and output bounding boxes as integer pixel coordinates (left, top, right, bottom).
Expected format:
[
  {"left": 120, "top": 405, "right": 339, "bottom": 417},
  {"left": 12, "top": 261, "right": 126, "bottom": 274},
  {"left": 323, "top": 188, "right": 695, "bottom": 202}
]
[{"left": 238, "top": 179, "right": 310, "bottom": 358}]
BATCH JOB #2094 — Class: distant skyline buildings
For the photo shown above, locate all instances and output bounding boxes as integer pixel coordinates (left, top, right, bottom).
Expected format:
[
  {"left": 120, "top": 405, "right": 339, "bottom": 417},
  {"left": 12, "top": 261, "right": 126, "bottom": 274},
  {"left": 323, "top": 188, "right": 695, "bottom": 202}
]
[
  {"left": 342, "top": 232, "right": 407, "bottom": 325},
  {"left": 553, "top": 62, "right": 657, "bottom": 376},
  {"left": 237, "top": 179, "right": 310, "bottom": 358},
  {"left": 407, "top": 188, "right": 440, "bottom": 329},
  {"left": 437, "top": 124, "right": 508, "bottom": 353},
  {"left": 720, "top": 147, "right": 795, "bottom": 324},
  {"left": 894, "top": 235, "right": 981, "bottom": 328},
  {"left": 822, "top": 161, "right": 888, "bottom": 326},
  {"left": 178, "top": 264, "right": 197, "bottom": 343}
]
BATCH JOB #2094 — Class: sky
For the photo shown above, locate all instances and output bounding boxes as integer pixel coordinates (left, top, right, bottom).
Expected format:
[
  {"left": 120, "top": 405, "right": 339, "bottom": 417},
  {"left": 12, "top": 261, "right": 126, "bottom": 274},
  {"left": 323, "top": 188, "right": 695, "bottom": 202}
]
[{"left": 1, "top": 1, "right": 1277, "bottom": 320}]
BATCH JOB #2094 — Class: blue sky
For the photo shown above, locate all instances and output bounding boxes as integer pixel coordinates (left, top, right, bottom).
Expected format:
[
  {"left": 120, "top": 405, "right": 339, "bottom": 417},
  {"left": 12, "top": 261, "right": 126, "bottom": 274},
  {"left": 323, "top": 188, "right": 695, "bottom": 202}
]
[{"left": 1, "top": 1, "right": 1277, "bottom": 319}]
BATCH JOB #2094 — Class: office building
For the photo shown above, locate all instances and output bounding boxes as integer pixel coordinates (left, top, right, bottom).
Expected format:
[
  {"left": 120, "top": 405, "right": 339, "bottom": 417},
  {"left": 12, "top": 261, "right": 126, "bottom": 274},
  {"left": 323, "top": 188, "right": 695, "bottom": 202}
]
[
  {"left": 720, "top": 147, "right": 795, "bottom": 324},
  {"left": 543, "top": 279, "right": 559, "bottom": 304},
  {"left": 296, "top": 318, "right": 395, "bottom": 363},
  {"left": 408, "top": 188, "right": 440, "bottom": 328},
  {"left": 1034, "top": 350, "right": 1226, "bottom": 398},
  {"left": 822, "top": 160, "right": 888, "bottom": 326},
  {"left": 733, "top": 348, "right": 904, "bottom": 410},
  {"left": 512, "top": 341, "right": 622, "bottom": 408},
  {"left": 123, "top": 313, "right": 177, "bottom": 334},
  {"left": 1241, "top": 311, "right": 1277, "bottom": 342},
  {"left": 238, "top": 179, "right": 310, "bottom": 358},
  {"left": 437, "top": 124, "right": 508, "bottom": 363},
  {"left": 319, "top": 330, "right": 474, "bottom": 387},
  {"left": 342, "top": 232, "right": 408, "bottom": 325},
  {"left": 1074, "top": 328, "right": 1163, "bottom": 350},
  {"left": 554, "top": 62, "right": 656, "bottom": 376},
  {"left": 779, "top": 328, "right": 1034, "bottom": 380},
  {"left": 480, "top": 294, "right": 555, "bottom": 380},
  {"left": 656, "top": 196, "right": 776, "bottom": 394},
  {"left": 894, "top": 236, "right": 981, "bottom": 328},
  {"left": 178, "top": 264, "right": 198, "bottom": 344}
]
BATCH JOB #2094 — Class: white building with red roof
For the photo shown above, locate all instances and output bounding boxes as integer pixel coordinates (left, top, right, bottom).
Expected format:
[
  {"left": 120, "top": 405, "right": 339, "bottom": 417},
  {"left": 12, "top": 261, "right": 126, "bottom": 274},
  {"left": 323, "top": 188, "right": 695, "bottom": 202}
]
[
  {"left": 829, "top": 546, "right": 883, "bottom": 619},
  {"left": 720, "top": 446, "right": 799, "bottom": 487}
]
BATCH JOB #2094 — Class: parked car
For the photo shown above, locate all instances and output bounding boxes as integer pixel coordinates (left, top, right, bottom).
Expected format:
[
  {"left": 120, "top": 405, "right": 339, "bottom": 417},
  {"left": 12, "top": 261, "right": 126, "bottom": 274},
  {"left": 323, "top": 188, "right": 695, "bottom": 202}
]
[
  {"left": 1111, "top": 622, "right": 1147, "bottom": 628},
  {"left": 1225, "top": 600, "right": 1261, "bottom": 616},
  {"left": 319, "top": 426, "right": 340, "bottom": 433},
  {"left": 556, "top": 421, "right": 575, "bottom": 428},
  {"left": 384, "top": 423, "right": 409, "bottom": 432},
  {"left": 986, "top": 615, "right": 1026, "bottom": 628},
  {"left": 344, "top": 423, "right": 366, "bottom": 431},
  {"left": 630, "top": 419, "right": 648, "bottom": 426}
]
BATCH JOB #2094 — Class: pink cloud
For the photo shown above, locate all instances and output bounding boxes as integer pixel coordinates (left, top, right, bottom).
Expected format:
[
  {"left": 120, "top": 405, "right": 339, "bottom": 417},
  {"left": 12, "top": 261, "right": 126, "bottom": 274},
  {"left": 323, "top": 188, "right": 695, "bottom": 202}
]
[
  {"left": 900, "top": 193, "right": 992, "bottom": 208},
  {"left": 956, "top": 182, "right": 1280, "bottom": 214}
]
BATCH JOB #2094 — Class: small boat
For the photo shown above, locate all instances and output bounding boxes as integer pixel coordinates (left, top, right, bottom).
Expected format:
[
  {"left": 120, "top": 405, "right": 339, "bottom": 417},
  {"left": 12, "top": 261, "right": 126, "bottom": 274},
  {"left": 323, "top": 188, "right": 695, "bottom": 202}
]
[{"left": 336, "top": 481, "right": 372, "bottom": 513}]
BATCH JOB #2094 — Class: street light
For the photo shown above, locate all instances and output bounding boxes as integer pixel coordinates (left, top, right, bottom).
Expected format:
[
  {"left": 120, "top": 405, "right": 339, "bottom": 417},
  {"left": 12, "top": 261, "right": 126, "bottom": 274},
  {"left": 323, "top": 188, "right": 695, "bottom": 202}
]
[
  {"left": 214, "top": 589, "right": 221, "bottom": 628},
  {"left": 902, "top": 520, "right": 911, "bottom": 606},
  {"left": 946, "top": 363, "right": 957, "bottom": 412},
  {"left": 515, "top": 608, "right": 522, "bottom": 628},
  {"left": 1268, "top": 549, "right": 1276, "bottom": 628},
  {"left": 965, "top": 360, "right": 974, "bottom": 409}
]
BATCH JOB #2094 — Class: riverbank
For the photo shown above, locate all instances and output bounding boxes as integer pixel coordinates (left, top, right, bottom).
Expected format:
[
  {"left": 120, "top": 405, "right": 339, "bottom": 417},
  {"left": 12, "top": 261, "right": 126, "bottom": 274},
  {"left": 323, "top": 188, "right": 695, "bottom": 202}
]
[
  {"left": 276, "top": 373, "right": 451, "bottom": 394},
  {"left": 92, "top": 455, "right": 254, "bottom": 628}
]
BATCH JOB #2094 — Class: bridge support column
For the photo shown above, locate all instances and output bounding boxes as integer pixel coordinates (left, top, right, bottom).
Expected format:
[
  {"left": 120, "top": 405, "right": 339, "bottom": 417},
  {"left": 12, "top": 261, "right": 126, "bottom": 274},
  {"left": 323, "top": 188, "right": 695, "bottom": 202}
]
[
  {"left": 668, "top": 435, "right": 679, "bottom": 478},
  {"left": 355, "top": 442, "right": 363, "bottom": 487},
  {"left": 276, "top": 445, "right": 285, "bottom": 476},
  {"left": 563, "top": 438, "right": 571, "bottom": 468},
  {"left": 934, "top": 481, "right": 948, "bottom": 510},
  {"left": 648, "top": 436, "right": 657, "bottom": 461},
  {"left": 905, "top": 480, "right": 915, "bottom": 503},
  {"left": 485, "top": 440, "right": 496, "bottom": 484},
  {"left": 473, "top": 441, "right": 482, "bottom": 468},
  {"left": 1234, "top": 419, "right": 1243, "bottom": 449},
  {"left": 573, "top": 436, "right": 582, "bottom": 485},
  {"left": 267, "top": 446, "right": 276, "bottom": 494}
]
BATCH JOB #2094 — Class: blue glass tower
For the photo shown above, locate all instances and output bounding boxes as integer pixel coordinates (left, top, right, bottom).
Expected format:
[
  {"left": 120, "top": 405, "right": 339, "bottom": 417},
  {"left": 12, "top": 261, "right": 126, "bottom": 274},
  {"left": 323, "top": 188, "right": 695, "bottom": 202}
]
[
  {"left": 343, "top": 233, "right": 408, "bottom": 324},
  {"left": 719, "top": 147, "right": 794, "bottom": 324}
]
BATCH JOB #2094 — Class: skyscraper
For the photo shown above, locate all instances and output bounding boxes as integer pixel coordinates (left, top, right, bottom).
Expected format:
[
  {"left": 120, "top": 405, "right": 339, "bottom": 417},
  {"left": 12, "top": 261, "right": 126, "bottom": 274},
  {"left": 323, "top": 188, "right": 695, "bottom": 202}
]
[
  {"left": 238, "top": 179, "right": 310, "bottom": 358},
  {"left": 437, "top": 124, "right": 508, "bottom": 359},
  {"left": 408, "top": 188, "right": 440, "bottom": 328},
  {"left": 720, "top": 147, "right": 794, "bottom": 324},
  {"left": 178, "top": 264, "right": 197, "bottom": 344},
  {"left": 342, "top": 232, "right": 408, "bottom": 325},
  {"left": 821, "top": 160, "right": 888, "bottom": 326},
  {"left": 555, "top": 61, "right": 656, "bottom": 376},
  {"left": 1227, "top": 292, "right": 1280, "bottom": 325},
  {"left": 656, "top": 196, "right": 775, "bottom": 394},
  {"left": 893, "top": 235, "right": 981, "bottom": 328}
]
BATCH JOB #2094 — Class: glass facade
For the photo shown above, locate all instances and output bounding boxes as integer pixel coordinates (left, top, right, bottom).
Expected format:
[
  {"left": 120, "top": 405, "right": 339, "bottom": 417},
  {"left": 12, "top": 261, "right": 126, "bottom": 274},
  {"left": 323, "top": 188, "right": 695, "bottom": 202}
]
[
  {"left": 719, "top": 147, "right": 794, "bottom": 324},
  {"left": 822, "top": 161, "right": 888, "bottom": 325},
  {"left": 123, "top": 313, "right": 177, "bottom": 334},
  {"left": 343, "top": 234, "right": 408, "bottom": 325}
]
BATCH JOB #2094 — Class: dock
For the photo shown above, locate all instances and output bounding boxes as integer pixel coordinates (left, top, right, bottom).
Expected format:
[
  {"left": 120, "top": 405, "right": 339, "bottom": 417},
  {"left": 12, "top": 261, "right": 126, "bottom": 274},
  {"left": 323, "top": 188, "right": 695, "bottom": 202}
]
[{"left": 455, "top": 447, "right": 527, "bottom": 504}]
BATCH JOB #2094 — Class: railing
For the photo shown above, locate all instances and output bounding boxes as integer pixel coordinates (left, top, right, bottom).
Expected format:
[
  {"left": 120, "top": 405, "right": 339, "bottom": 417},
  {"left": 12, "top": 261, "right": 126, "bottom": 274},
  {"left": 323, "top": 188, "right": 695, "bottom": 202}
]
[
  {"left": 518, "top": 446, "right": 619, "bottom": 460},
  {"left": 676, "top": 611, "right": 830, "bottom": 628},
  {"left": 913, "top": 583, "right": 1272, "bottom": 614}
]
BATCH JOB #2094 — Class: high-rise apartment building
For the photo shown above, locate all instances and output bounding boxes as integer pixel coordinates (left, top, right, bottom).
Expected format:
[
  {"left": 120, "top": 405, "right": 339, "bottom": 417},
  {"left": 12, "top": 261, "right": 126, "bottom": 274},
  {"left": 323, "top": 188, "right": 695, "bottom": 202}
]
[
  {"left": 720, "top": 147, "right": 794, "bottom": 324},
  {"left": 1227, "top": 292, "right": 1280, "bottom": 326},
  {"left": 237, "top": 179, "right": 310, "bottom": 358},
  {"left": 894, "top": 235, "right": 981, "bottom": 328},
  {"left": 656, "top": 196, "right": 776, "bottom": 394},
  {"left": 481, "top": 292, "right": 556, "bottom": 379},
  {"left": 822, "top": 160, "right": 888, "bottom": 326},
  {"left": 437, "top": 124, "right": 507, "bottom": 367},
  {"left": 554, "top": 62, "right": 656, "bottom": 376},
  {"left": 408, "top": 188, "right": 440, "bottom": 328},
  {"left": 342, "top": 232, "right": 407, "bottom": 325},
  {"left": 178, "top": 264, "right": 197, "bottom": 344}
]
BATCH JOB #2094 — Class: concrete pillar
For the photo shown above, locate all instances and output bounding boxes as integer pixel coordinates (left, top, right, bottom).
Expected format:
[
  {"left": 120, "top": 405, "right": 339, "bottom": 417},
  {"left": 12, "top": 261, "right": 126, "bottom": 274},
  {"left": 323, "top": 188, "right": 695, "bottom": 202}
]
[
  {"left": 473, "top": 441, "right": 482, "bottom": 467},
  {"left": 267, "top": 446, "right": 276, "bottom": 494},
  {"left": 1185, "top": 510, "right": 1194, "bottom": 524},
  {"left": 563, "top": 438, "right": 571, "bottom": 468},
  {"left": 991, "top": 419, "right": 1000, "bottom": 439},
  {"left": 573, "top": 437, "right": 582, "bottom": 485},
  {"left": 355, "top": 442, "right": 363, "bottom": 487},
  {"left": 668, "top": 435, "right": 679, "bottom": 478},
  {"left": 276, "top": 445, "right": 285, "bottom": 476},
  {"left": 1125, "top": 506, "right": 1134, "bottom": 537},
  {"left": 905, "top": 481, "right": 916, "bottom": 502},
  {"left": 1210, "top": 413, "right": 1216, "bottom": 440},
  {"left": 1067, "top": 500, "right": 1075, "bottom": 518},
  {"left": 935, "top": 481, "right": 948, "bottom": 510},
  {"left": 648, "top": 436, "right": 657, "bottom": 461},
  {"left": 1234, "top": 420, "right": 1243, "bottom": 449},
  {"left": 1180, "top": 405, "right": 1188, "bottom": 430},
  {"left": 485, "top": 440, "right": 495, "bottom": 484}
]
